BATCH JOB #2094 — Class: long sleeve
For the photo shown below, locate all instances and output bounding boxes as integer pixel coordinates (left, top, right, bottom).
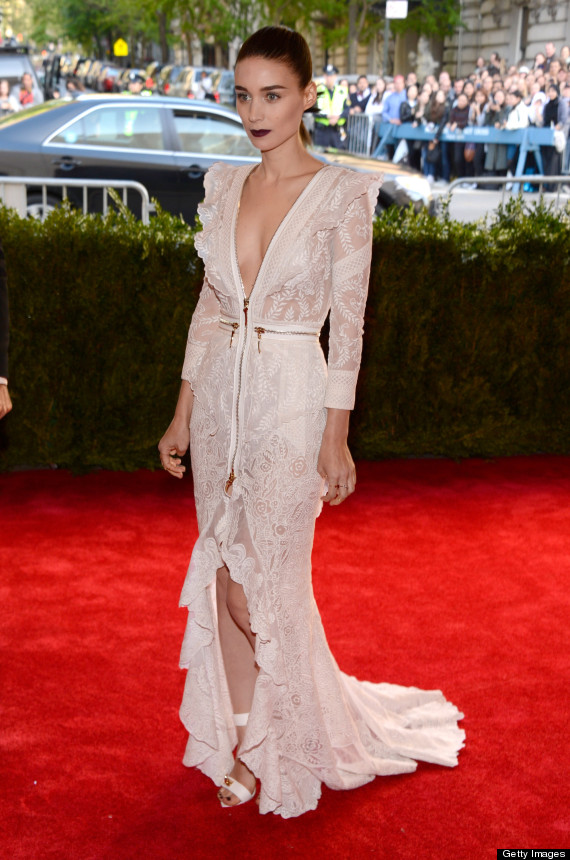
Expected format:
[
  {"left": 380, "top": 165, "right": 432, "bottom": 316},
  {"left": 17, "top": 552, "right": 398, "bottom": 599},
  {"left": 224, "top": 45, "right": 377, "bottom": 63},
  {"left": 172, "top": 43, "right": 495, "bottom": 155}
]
[
  {"left": 324, "top": 177, "right": 379, "bottom": 410},
  {"left": 181, "top": 276, "right": 220, "bottom": 387}
]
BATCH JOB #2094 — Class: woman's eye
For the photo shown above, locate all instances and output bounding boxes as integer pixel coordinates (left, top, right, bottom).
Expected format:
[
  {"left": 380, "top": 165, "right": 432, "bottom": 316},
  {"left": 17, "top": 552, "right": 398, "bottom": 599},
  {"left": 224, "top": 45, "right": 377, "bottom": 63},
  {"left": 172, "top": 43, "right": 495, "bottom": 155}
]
[
  {"left": 266, "top": 92, "right": 280, "bottom": 101},
  {"left": 237, "top": 93, "right": 251, "bottom": 102}
]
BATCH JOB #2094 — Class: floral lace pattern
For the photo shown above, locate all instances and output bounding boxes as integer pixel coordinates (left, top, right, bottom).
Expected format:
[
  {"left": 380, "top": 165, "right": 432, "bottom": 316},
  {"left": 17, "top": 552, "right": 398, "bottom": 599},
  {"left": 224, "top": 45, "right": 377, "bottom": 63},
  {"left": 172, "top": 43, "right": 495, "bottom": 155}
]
[{"left": 178, "top": 163, "right": 465, "bottom": 818}]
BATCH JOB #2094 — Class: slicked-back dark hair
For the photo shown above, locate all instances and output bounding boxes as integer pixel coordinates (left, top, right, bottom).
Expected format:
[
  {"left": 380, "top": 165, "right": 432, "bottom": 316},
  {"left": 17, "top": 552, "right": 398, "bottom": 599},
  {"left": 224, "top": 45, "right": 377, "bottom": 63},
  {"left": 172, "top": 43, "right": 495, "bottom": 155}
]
[{"left": 236, "top": 26, "right": 315, "bottom": 146}]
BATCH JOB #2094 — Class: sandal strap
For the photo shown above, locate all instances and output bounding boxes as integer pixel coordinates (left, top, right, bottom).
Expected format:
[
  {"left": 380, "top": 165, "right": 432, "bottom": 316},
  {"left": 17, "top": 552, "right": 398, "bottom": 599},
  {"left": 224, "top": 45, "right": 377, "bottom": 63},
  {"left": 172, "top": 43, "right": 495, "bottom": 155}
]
[
  {"left": 233, "top": 712, "right": 249, "bottom": 726},
  {"left": 222, "top": 774, "right": 256, "bottom": 804}
]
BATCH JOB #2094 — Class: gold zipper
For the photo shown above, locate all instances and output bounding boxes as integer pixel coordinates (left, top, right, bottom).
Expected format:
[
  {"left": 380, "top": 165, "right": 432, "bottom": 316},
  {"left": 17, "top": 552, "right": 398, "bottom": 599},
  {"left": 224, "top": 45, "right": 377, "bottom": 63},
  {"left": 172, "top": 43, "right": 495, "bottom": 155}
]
[
  {"left": 225, "top": 295, "right": 248, "bottom": 494},
  {"left": 253, "top": 326, "right": 318, "bottom": 353},
  {"left": 220, "top": 318, "right": 240, "bottom": 348},
  {"left": 226, "top": 195, "right": 251, "bottom": 494}
]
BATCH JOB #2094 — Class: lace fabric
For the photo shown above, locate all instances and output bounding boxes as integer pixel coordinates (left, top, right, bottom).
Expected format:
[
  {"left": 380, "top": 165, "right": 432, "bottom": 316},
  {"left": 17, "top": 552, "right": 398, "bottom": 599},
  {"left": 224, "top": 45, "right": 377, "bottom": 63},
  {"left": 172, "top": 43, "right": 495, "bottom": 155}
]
[{"left": 179, "top": 162, "right": 465, "bottom": 818}]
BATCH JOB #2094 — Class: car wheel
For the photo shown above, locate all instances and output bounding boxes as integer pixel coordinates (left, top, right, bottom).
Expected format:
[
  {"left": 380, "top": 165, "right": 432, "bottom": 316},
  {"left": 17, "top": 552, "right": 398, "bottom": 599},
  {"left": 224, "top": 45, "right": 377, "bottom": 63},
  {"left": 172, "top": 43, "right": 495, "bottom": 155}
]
[{"left": 26, "top": 193, "right": 61, "bottom": 221}]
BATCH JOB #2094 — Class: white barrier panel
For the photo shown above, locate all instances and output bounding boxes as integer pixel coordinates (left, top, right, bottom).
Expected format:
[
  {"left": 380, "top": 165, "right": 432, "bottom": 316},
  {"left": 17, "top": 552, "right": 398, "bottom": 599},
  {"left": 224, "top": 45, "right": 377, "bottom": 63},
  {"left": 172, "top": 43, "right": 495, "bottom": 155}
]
[{"left": 0, "top": 182, "right": 27, "bottom": 217}]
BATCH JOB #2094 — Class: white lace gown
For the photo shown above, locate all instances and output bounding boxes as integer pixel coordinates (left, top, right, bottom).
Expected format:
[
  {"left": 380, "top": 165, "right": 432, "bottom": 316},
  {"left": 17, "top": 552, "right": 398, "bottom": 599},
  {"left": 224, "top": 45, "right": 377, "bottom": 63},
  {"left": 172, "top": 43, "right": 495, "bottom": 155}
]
[{"left": 178, "top": 162, "right": 465, "bottom": 818}]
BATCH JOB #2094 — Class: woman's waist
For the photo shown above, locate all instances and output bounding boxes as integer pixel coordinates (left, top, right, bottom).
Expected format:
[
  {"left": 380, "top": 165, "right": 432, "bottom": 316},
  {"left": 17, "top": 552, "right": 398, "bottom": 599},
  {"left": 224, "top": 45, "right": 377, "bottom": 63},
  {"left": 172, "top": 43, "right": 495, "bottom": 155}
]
[{"left": 219, "top": 316, "right": 321, "bottom": 349}]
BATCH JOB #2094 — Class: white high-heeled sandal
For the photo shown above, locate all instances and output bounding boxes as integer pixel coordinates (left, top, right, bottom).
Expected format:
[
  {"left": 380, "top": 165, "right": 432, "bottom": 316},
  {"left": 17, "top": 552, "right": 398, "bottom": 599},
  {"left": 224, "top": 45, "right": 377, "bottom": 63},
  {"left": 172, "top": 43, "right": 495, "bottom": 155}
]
[{"left": 218, "top": 713, "right": 256, "bottom": 808}]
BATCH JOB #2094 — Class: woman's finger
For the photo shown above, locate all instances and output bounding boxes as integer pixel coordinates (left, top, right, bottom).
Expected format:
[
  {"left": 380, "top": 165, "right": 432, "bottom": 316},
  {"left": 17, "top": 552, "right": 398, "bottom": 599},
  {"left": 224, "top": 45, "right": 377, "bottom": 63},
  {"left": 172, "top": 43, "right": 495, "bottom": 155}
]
[{"left": 160, "top": 447, "right": 186, "bottom": 478}]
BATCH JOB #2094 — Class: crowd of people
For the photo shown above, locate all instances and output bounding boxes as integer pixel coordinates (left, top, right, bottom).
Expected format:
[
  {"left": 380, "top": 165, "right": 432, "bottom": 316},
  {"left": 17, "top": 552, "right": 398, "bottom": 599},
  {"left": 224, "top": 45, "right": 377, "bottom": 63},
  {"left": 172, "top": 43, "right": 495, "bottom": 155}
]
[{"left": 316, "top": 41, "right": 570, "bottom": 187}]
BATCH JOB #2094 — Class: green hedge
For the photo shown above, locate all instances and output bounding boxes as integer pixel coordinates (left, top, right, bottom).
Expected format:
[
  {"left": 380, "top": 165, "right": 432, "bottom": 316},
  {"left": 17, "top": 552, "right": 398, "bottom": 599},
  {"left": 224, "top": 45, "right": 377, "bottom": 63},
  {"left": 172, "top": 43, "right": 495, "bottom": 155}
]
[{"left": 1, "top": 199, "right": 569, "bottom": 471}]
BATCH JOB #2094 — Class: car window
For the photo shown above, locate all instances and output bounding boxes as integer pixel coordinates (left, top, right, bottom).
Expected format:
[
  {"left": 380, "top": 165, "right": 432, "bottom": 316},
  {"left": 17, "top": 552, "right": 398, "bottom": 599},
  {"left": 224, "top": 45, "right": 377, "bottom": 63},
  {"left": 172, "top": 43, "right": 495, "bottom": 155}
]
[
  {"left": 51, "top": 105, "right": 165, "bottom": 150},
  {"left": 173, "top": 110, "right": 256, "bottom": 156}
]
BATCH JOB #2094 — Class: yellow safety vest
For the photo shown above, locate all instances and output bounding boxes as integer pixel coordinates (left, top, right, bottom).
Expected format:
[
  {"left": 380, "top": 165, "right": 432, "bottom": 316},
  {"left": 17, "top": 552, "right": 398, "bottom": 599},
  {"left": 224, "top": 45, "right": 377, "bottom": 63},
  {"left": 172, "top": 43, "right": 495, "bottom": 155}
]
[{"left": 316, "top": 84, "right": 348, "bottom": 126}]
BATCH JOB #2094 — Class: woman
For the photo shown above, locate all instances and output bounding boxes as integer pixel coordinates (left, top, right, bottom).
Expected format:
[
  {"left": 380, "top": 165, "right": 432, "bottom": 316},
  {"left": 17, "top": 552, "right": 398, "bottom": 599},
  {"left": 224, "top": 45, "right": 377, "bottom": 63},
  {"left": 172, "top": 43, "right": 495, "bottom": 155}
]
[
  {"left": 0, "top": 79, "right": 19, "bottom": 117},
  {"left": 447, "top": 91, "right": 471, "bottom": 179},
  {"left": 484, "top": 89, "right": 509, "bottom": 175},
  {"left": 159, "top": 26, "right": 464, "bottom": 818},
  {"left": 541, "top": 83, "right": 568, "bottom": 190},
  {"left": 468, "top": 89, "right": 488, "bottom": 180},
  {"left": 364, "top": 76, "right": 386, "bottom": 118},
  {"left": 422, "top": 89, "right": 448, "bottom": 181}
]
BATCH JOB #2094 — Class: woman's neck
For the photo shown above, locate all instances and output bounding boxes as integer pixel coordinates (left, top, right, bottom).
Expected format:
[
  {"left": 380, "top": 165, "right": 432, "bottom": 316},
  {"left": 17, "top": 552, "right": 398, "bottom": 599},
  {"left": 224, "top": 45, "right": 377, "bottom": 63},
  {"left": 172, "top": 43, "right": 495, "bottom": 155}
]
[{"left": 257, "top": 135, "right": 320, "bottom": 183}]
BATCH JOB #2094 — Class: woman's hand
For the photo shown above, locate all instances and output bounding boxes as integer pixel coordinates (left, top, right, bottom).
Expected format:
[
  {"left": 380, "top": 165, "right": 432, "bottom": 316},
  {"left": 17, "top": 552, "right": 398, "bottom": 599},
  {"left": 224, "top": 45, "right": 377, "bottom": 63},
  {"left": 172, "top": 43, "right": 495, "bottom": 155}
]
[
  {"left": 317, "top": 408, "right": 356, "bottom": 506},
  {"left": 158, "top": 417, "right": 189, "bottom": 478},
  {"left": 158, "top": 381, "right": 194, "bottom": 479}
]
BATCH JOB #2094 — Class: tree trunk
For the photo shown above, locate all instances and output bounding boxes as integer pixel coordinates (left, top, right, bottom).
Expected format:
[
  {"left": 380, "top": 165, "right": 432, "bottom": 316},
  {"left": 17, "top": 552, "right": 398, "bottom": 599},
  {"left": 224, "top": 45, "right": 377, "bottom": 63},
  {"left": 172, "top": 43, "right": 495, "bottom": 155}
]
[
  {"left": 184, "top": 30, "right": 192, "bottom": 64},
  {"left": 158, "top": 11, "right": 169, "bottom": 63},
  {"left": 348, "top": 0, "right": 358, "bottom": 74}
]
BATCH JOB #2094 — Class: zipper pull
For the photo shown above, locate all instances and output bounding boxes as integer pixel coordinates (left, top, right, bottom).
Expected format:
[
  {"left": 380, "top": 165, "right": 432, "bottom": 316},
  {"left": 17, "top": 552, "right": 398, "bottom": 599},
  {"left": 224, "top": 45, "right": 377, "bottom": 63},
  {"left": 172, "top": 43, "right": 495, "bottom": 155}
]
[
  {"left": 229, "top": 322, "right": 238, "bottom": 348},
  {"left": 254, "top": 327, "right": 265, "bottom": 353},
  {"left": 225, "top": 470, "right": 236, "bottom": 494},
  {"left": 243, "top": 297, "right": 249, "bottom": 326}
]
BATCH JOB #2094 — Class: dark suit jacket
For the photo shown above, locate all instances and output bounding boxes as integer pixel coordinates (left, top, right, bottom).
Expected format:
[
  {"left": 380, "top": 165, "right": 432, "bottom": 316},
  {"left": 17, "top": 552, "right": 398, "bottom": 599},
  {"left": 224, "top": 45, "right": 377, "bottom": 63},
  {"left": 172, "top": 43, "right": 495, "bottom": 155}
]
[
  {"left": 348, "top": 90, "right": 370, "bottom": 112},
  {"left": 0, "top": 239, "right": 9, "bottom": 379}
]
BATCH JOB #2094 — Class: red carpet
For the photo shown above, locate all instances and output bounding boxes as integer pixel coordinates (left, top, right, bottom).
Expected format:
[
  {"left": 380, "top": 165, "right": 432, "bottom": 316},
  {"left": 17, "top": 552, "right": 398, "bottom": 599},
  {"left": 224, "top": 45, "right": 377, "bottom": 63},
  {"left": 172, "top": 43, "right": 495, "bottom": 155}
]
[{"left": 1, "top": 457, "right": 569, "bottom": 859}]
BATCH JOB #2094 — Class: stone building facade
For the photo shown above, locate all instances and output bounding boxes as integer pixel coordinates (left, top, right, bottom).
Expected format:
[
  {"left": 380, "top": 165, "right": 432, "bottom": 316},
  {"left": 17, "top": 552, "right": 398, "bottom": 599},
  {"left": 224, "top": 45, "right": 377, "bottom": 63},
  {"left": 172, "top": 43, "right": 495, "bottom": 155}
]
[
  {"left": 304, "top": 0, "right": 570, "bottom": 80},
  {"left": 444, "top": 0, "right": 570, "bottom": 77}
]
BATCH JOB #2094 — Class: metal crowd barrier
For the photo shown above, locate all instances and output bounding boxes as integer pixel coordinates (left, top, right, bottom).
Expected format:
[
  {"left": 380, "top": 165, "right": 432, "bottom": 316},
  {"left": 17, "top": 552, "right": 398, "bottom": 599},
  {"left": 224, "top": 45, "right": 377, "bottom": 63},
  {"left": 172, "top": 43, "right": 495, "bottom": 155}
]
[
  {"left": 446, "top": 174, "right": 569, "bottom": 203},
  {"left": 371, "top": 123, "right": 562, "bottom": 179},
  {"left": 0, "top": 177, "right": 155, "bottom": 224},
  {"left": 346, "top": 114, "right": 376, "bottom": 156}
]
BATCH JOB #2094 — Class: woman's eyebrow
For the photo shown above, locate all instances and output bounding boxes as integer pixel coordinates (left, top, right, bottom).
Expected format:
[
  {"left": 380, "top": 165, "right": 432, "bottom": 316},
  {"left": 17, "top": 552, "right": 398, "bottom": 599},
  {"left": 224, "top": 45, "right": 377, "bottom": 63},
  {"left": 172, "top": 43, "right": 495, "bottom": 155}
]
[{"left": 235, "top": 84, "right": 288, "bottom": 92}]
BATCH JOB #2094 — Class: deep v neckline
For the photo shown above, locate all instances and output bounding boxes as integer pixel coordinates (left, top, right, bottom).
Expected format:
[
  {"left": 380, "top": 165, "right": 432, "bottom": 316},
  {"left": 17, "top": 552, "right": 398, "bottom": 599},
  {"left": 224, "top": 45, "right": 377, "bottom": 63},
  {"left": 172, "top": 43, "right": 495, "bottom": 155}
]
[{"left": 233, "top": 164, "right": 329, "bottom": 301}]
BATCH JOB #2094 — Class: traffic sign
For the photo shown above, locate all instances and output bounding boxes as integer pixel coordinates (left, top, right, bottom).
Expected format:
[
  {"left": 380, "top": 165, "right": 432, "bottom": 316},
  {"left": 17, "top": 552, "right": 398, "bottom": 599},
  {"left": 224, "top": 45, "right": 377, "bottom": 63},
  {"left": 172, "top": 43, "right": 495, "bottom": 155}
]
[
  {"left": 113, "top": 38, "right": 128, "bottom": 57},
  {"left": 386, "top": 1, "right": 408, "bottom": 18}
]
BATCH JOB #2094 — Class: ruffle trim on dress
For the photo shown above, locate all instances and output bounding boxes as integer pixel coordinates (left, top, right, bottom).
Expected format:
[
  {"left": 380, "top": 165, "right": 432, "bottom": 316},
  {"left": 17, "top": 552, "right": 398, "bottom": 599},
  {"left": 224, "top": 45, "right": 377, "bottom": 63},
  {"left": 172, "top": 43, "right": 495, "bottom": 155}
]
[
  {"left": 193, "top": 161, "right": 231, "bottom": 265},
  {"left": 179, "top": 494, "right": 328, "bottom": 816},
  {"left": 311, "top": 169, "right": 383, "bottom": 235}
]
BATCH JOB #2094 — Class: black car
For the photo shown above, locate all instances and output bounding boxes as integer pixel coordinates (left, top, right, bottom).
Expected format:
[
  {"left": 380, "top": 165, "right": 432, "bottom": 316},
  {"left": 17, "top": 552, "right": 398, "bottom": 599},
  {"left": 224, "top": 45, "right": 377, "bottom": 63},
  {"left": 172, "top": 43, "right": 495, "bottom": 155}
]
[{"left": 0, "top": 95, "right": 433, "bottom": 222}]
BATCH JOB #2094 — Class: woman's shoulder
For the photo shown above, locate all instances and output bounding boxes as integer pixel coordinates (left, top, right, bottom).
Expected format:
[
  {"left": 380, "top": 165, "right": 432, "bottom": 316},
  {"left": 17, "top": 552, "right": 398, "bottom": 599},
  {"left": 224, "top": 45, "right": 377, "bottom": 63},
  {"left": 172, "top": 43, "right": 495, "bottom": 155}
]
[
  {"left": 202, "top": 161, "right": 249, "bottom": 202},
  {"left": 310, "top": 165, "right": 382, "bottom": 230},
  {"left": 322, "top": 164, "right": 382, "bottom": 201}
]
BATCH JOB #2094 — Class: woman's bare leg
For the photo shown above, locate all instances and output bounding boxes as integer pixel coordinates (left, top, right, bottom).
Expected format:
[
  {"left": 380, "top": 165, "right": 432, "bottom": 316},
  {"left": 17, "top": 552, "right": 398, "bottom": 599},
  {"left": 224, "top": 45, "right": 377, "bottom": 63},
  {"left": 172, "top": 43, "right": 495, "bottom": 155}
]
[{"left": 216, "top": 565, "right": 258, "bottom": 805}]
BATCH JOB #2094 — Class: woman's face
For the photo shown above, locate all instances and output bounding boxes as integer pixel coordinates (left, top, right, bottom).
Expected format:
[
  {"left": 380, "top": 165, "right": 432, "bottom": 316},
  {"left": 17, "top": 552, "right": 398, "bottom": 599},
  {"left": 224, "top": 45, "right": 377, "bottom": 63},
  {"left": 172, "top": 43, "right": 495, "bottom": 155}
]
[
  {"left": 494, "top": 89, "right": 505, "bottom": 106},
  {"left": 407, "top": 85, "right": 418, "bottom": 101},
  {"left": 234, "top": 57, "right": 316, "bottom": 152},
  {"left": 0, "top": 80, "right": 9, "bottom": 97},
  {"left": 375, "top": 78, "right": 385, "bottom": 94}
]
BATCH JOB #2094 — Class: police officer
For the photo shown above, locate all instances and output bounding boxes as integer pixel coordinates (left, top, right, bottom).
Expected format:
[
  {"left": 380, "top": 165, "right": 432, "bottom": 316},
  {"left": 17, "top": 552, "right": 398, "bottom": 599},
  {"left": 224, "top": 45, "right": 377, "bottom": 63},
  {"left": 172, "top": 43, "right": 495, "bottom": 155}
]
[
  {"left": 314, "top": 64, "right": 349, "bottom": 148},
  {"left": 122, "top": 71, "right": 152, "bottom": 97}
]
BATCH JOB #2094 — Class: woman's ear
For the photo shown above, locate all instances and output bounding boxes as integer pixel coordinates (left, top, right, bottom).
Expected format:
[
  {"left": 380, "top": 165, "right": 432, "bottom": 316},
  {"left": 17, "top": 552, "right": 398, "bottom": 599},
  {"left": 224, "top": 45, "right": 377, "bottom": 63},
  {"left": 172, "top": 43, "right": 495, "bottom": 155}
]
[{"left": 305, "top": 80, "right": 317, "bottom": 110}]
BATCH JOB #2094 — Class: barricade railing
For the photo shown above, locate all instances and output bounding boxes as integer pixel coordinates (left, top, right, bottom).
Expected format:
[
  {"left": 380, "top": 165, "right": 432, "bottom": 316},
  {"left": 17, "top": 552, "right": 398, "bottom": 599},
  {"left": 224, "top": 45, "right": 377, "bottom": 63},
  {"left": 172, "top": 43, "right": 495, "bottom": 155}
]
[
  {"left": 0, "top": 177, "right": 155, "bottom": 224},
  {"left": 446, "top": 174, "right": 569, "bottom": 204},
  {"left": 346, "top": 114, "right": 376, "bottom": 156},
  {"left": 371, "top": 123, "right": 564, "bottom": 179}
]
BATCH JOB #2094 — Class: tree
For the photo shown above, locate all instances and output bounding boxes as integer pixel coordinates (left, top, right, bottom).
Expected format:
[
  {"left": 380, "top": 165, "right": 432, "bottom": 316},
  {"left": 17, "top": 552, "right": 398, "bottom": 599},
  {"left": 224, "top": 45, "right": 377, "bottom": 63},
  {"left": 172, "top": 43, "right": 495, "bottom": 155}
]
[{"left": 389, "top": 0, "right": 463, "bottom": 39}]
